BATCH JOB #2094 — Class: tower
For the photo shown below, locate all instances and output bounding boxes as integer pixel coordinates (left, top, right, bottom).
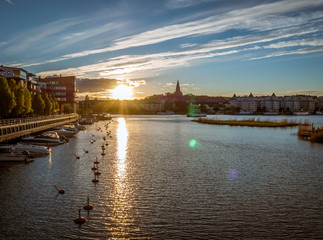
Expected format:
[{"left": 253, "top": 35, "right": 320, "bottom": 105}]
[{"left": 174, "top": 80, "right": 183, "bottom": 96}]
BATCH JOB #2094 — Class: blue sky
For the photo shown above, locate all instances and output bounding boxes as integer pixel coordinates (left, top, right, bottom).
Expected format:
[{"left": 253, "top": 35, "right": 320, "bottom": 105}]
[{"left": 1, "top": 0, "right": 323, "bottom": 99}]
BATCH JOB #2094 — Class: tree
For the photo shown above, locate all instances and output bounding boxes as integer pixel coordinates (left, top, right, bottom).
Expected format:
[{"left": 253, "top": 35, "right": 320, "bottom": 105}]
[
  {"left": 0, "top": 77, "right": 16, "bottom": 117},
  {"left": 84, "top": 95, "right": 90, "bottom": 115},
  {"left": 11, "top": 81, "right": 25, "bottom": 117},
  {"left": 43, "top": 93, "right": 52, "bottom": 115},
  {"left": 23, "top": 85, "right": 32, "bottom": 115},
  {"left": 32, "top": 92, "right": 45, "bottom": 115},
  {"left": 63, "top": 104, "right": 73, "bottom": 114}
]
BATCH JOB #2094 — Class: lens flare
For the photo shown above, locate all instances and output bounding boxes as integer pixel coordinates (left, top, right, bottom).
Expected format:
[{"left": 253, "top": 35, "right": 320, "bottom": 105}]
[{"left": 189, "top": 139, "right": 197, "bottom": 148}]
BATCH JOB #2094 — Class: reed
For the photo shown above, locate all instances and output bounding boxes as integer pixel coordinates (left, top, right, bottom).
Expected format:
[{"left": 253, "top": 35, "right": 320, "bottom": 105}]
[
  {"left": 298, "top": 123, "right": 323, "bottom": 143},
  {"left": 193, "top": 117, "right": 300, "bottom": 128}
]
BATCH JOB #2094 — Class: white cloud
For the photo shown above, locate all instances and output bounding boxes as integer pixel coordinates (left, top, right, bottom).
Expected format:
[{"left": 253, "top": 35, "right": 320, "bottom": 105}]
[
  {"left": 5, "top": 0, "right": 13, "bottom": 4},
  {"left": 166, "top": 0, "right": 214, "bottom": 9},
  {"left": 250, "top": 46, "right": 323, "bottom": 60}
]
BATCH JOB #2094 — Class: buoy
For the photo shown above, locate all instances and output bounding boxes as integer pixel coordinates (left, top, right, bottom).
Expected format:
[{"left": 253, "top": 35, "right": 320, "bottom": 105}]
[
  {"left": 94, "top": 157, "right": 100, "bottom": 164},
  {"left": 83, "top": 197, "right": 93, "bottom": 210},
  {"left": 55, "top": 185, "right": 65, "bottom": 194},
  {"left": 101, "top": 152, "right": 105, "bottom": 156},
  {"left": 91, "top": 163, "right": 97, "bottom": 171},
  {"left": 94, "top": 170, "right": 101, "bottom": 175},
  {"left": 74, "top": 154, "right": 80, "bottom": 159},
  {"left": 74, "top": 209, "right": 86, "bottom": 224},
  {"left": 83, "top": 148, "right": 88, "bottom": 153},
  {"left": 92, "top": 175, "right": 99, "bottom": 183}
]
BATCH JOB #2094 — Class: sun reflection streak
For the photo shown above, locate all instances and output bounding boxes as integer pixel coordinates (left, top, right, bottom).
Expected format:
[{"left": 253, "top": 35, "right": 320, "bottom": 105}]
[
  {"left": 108, "top": 117, "right": 134, "bottom": 237},
  {"left": 117, "top": 118, "right": 128, "bottom": 179}
]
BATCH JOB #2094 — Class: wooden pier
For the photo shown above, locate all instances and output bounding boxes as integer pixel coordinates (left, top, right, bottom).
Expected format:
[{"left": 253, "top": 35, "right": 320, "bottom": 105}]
[{"left": 0, "top": 114, "right": 79, "bottom": 142}]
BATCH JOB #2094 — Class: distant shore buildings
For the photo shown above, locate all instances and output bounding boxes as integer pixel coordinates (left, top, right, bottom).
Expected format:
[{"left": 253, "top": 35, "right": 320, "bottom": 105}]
[{"left": 1, "top": 65, "right": 322, "bottom": 115}]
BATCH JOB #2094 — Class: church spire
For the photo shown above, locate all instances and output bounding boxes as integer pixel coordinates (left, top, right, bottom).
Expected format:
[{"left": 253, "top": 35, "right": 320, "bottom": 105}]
[
  {"left": 176, "top": 80, "right": 181, "bottom": 93},
  {"left": 174, "top": 80, "right": 183, "bottom": 96}
]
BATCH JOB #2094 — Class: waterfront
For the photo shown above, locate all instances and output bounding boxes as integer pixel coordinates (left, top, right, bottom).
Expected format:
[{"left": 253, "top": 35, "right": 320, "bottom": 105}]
[{"left": 0, "top": 115, "right": 322, "bottom": 239}]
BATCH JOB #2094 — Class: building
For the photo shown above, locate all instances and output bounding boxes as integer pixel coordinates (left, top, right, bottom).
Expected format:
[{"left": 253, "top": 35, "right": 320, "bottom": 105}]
[
  {"left": 39, "top": 75, "right": 77, "bottom": 113},
  {"left": 0, "top": 65, "right": 38, "bottom": 95}
]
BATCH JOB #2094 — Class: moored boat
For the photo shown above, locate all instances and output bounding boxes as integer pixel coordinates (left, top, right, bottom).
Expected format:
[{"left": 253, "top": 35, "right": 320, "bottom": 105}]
[
  {"left": 20, "top": 131, "right": 66, "bottom": 146},
  {"left": 0, "top": 144, "right": 51, "bottom": 158},
  {"left": 0, "top": 148, "right": 30, "bottom": 162}
]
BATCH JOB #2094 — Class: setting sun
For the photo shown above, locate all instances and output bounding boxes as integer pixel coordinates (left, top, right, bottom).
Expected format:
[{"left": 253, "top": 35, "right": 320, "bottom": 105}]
[{"left": 110, "top": 84, "right": 134, "bottom": 100}]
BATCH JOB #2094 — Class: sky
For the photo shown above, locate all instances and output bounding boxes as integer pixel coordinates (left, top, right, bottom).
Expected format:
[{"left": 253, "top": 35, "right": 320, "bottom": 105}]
[{"left": 1, "top": 0, "right": 323, "bottom": 99}]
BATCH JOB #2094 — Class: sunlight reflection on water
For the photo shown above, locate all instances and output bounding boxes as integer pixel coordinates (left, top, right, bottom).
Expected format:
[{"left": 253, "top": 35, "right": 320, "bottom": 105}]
[{"left": 110, "top": 117, "right": 134, "bottom": 238}]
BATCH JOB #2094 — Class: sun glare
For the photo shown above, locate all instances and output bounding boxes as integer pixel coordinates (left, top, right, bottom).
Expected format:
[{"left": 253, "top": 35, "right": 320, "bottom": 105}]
[{"left": 110, "top": 85, "right": 134, "bottom": 100}]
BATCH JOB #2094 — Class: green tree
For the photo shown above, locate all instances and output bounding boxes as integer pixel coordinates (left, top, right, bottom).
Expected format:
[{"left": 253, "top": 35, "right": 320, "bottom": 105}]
[
  {"left": 23, "top": 85, "right": 32, "bottom": 115},
  {"left": 84, "top": 95, "right": 90, "bottom": 115},
  {"left": 11, "top": 81, "right": 25, "bottom": 117},
  {"left": 0, "top": 77, "right": 16, "bottom": 117},
  {"left": 43, "top": 93, "right": 52, "bottom": 115},
  {"left": 63, "top": 104, "right": 73, "bottom": 114},
  {"left": 32, "top": 91, "right": 45, "bottom": 115}
]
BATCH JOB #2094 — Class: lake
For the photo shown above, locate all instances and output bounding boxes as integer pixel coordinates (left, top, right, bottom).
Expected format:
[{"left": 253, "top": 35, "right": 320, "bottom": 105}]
[{"left": 0, "top": 115, "right": 322, "bottom": 239}]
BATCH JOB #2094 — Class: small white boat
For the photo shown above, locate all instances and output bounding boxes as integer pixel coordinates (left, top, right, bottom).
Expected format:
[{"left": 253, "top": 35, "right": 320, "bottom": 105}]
[
  {"left": 293, "top": 112, "right": 310, "bottom": 115},
  {"left": 315, "top": 111, "right": 323, "bottom": 115},
  {"left": 0, "top": 144, "right": 51, "bottom": 158},
  {"left": 62, "top": 124, "right": 79, "bottom": 133},
  {"left": 56, "top": 129, "right": 77, "bottom": 138},
  {"left": 21, "top": 131, "right": 65, "bottom": 146},
  {"left": 0, "top": 148, "right": 30, "bottom": 162}
]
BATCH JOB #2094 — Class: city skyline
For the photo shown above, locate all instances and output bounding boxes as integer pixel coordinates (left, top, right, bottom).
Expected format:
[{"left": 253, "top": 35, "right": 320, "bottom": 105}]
[{"left": 1, "top": 0, "right": 323, "bottom": 99}]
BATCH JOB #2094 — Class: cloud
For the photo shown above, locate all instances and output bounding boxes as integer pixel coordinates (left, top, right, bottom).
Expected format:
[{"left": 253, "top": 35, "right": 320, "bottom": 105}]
[
  {"left": 263, "top": 38, "right": 323, "bottom": 49},
  {"left": 5, "top": 0, "right": 13, "bottom": 4},
  {"left": 76, "top": 78, "right": 118, "bottom": 93},
  {"left": 250, "top": 46, "right": 323, "bottom": 60},
  {"left": 3, "top": 18, "right": 86, "bottom": 55},
  {"left": 166, "top": 0, "right": 214, "bottom": 9},
  {"left": 9, "top": 0, "right": 323, "bottom": 70}
]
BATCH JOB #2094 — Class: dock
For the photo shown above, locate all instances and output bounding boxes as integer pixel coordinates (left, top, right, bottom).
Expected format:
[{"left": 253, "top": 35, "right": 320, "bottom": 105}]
[{"left": 0, "top": 114, "right": 79, "bottom": 142}]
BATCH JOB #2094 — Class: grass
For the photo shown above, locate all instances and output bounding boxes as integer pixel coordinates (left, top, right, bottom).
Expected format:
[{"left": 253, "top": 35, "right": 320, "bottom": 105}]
[
  {"left": 193, "top": 117, "right": 301, "bottom": 128},
  {"left": 298, "top": 124, "right": 323, "bottom": 143}
]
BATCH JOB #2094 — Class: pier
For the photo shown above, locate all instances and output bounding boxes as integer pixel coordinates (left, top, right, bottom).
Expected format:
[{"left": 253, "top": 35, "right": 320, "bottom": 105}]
[{"left": 0, "top": 114, "right": 79, "bottom": 142}]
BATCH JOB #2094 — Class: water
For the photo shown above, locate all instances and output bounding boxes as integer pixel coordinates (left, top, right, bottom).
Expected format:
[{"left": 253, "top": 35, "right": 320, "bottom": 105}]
[{"left": 0, "top": 115, "right": 322, "bottom": 239}]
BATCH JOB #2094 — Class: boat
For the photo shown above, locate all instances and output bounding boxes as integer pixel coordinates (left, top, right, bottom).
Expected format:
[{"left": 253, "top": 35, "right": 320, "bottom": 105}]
[
  {"left": 187, "top": 113, "right": 207, "bottom": 117},
  {"left": 236, "top": 111, "right": 253, "bottom": 115},
  {"left": 0, "top": 148, "right": 30, "bottom": 162},
  {"left": 315, "top": 111, "right": 323, "bottom": 115},
  {"left": 264, "top": 112, "right": 279, "bottom": 115},
  {"left": 0, "top": 144, "right": 51, "bottom": 158},
  {"left": 20, "top": 131, "right": 66, "bottom": 146},
  {"left": 74, "top": 123, "right": 86, "bottom": 130},
  {"left": 157, "top": 111, "right": 174, "bottom": 115},
  {"left": 79, "top": 118, "right": 93, "bottom": 125},
  {"left": 56, "top": 129, "right": 77, "bottom": 138},
  {"left": 293, "top": 112, "right": 310, "bottom": 115}
]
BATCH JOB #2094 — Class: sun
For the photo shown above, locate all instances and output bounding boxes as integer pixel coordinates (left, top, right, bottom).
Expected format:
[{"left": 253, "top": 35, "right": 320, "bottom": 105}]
[{"left": 110, "top": 84, "right": 134, "bottom": 100}]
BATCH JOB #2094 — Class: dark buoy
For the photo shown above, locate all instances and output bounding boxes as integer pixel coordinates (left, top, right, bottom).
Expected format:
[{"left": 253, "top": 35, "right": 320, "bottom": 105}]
[
  {"left": 91, "top": 163, "right": 97, "bottom": 171},
  {"left": 94, "top": 157, "right": 100, "bottom": 164},
  {"left": 83, "top": 197, "right": 93, "bottom": 210},
  {"left": 94, "top": 170, "right": 101, "bottom": 175},
  {"left": 55, "top": 185, "right": 65, "bottom": 194},
  {"left": 92, "top": 175, "right": 99, "bottom": 183},
  {"left": 83, "top": 148, "right": 88, "bottom": 153},
  {"left": 74, "top": 154, "right": 80, "bottom": 159},
  {"left": 74, "top": 209, "right": 86, "bottom": 224},
  {"left": 101, "top": 152, "right": 105, "bottom": 156}
]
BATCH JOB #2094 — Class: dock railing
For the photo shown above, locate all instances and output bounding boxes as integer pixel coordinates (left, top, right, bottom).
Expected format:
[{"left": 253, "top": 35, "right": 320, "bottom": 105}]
[{"left": 0, "top": 114, "right": 79, "bottom": 142}]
